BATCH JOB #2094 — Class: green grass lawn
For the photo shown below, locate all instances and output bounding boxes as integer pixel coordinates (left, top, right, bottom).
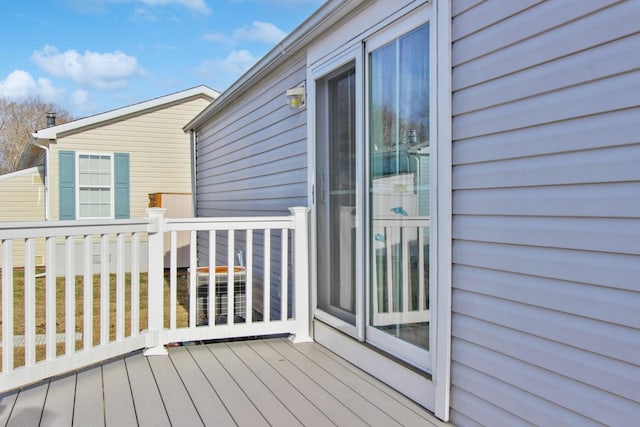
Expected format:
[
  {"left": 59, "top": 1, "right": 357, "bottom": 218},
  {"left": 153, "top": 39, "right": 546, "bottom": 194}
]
[{"left": 0, "top": 268, "right": 189, "bottom": 370}]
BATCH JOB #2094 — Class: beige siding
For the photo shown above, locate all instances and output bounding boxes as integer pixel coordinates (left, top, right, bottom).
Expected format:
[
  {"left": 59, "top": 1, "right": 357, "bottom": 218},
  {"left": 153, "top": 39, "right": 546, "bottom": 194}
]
[
  {"left": 450, "top": 1, "right": 640, "bottom": 425},
  {"left": 0, "top": 166, "right": 46, "bottom": 267},
  {"left": 0, "top": 166, "right": 46, "bottom": 222},
  {"left": 49, "top": 96, "right": 211, "bottom": 220}
]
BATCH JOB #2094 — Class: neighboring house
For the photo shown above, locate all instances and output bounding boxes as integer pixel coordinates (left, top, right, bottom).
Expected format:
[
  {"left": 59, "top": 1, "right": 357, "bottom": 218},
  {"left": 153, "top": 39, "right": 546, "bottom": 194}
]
[
  {"left": 1, "top": 85, "right": 219, "bottom": 269},
  {"left": 185, "top": 1, "right": 640, "bottom": 425},
  {"left": 0, "top": 166, "right": 46, "bottom": 222}
]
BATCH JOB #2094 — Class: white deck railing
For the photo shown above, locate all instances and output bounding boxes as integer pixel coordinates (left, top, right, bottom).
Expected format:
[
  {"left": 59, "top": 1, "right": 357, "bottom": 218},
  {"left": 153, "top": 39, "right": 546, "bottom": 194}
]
[{"left": 0, "top": 207, "right": 310, "bottom": 392}]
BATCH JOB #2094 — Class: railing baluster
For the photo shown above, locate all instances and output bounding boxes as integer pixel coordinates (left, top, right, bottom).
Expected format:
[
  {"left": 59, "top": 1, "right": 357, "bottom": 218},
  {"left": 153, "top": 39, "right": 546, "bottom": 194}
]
[
  {"left": 65, "top": 235, "right": 75, "bottom": 354},
  {"left": 2, "top": 240, "right": 15, "bottom": 372},
  {"left": 116, "top": 233, "right": 125, "bottom": 341},
  {"left": 246, "top": 230, "right": 253, "bottom": 324},
  {"left": 100, "top": 234, "right": 110, "bottom": 345},
  {"left": 83, "top": 235, "right": 93, "bottom": 349},
  {"left": 264, "top": 229, "right": 271, "bottom": 323},
  {"left": 418, "top": 226, "right": 425, "bottom": 311},
  {"left": 281, "top": 228, "right": 288, "bottom": 321},
  {"left": 209, "top": 230, "right": 216, "bottom": 324},
  {"left": 385, "top": 226, "right": 394, "bottom": 314},
  {"left": 45, "top": 236, "right": 56, "bottom": 360},
  {"left": 189, "top": 230, "right": 197, "bottom": 328},
  {"left": 131, "top": 232, "right": 140, "bottom": 336},
  {"left": 401, "top": 227, "right": 410, "bottom": 315},
  {"left": 24, "top": 238, "right": 36, "bottom": 367},
  {"left": 170, "top": 231, "right": 177, "bottom": 329},
  {"left": 227, "top": 229, "right": 235, "bottom": 324}
]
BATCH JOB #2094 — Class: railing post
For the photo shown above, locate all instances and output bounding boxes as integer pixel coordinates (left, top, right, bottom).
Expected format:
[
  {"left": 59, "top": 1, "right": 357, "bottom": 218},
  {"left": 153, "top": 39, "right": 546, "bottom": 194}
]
[
  {"left": 289, "top": 207, "right": 312, "bottom": 343},
  {"left": 144, "top": 208, "right": 168, "bottom": 356}
]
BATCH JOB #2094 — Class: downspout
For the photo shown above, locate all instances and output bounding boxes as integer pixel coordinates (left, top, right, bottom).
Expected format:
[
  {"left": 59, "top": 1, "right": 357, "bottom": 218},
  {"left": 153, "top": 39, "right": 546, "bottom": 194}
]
[
  {"left": 30, "top": 137, "right": 51, "bottom": 221},
  {"left": 189, "top": 129, "right": 197, "bottom": 217}
]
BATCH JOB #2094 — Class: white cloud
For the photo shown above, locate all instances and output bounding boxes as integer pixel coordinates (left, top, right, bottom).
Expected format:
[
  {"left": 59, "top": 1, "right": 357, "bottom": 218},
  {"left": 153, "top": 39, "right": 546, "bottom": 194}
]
[
  {"left": 0, "top": 70, "right": 64, "bottom": 103},
  {"left": 0, "top": 70, "right": 39, "bottom": 99},
  {"left": 131, "top": 7, "right": 158, "bottom": 21},
  {"left": 140, "top": 0, "right": 211, "bottom": 14},
  {"left": 197, "top": 49, "right": 259, "bottom": 89},
  {"left": 202, "top": 31, "right": 231, "bottom": 44},
  {"left": 216, "top": 49, "right": 259, "bottom": 75},
  {"left": 65, "top": 0, "right": 211, "bottom": 14},
  {"left": 71, "top": 88, "right": 93, "bottom": 113},
  {"left": 37, "top": 78, "right": 66, "bottom": 103},
  {"left": 31, "top": 45, "right": 141, "bottom": 90},
  {"left": 233, "top": 21, "right": 286, "bottom": 44},
  {"left": 204, "top": 21, "right": 286, "bottom": 46}
]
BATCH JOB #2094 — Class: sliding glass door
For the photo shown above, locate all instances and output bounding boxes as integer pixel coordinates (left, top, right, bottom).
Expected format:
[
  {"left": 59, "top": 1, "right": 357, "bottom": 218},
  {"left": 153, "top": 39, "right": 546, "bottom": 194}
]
[
  {"left": 367, "top": 24, "right": 431, "bottom": 370},
  {"left": 315, "top": 19, "right": 431, "bottom": 372},
  {"left": 316, "top": 64, "right": 359, "bottom": 327}
]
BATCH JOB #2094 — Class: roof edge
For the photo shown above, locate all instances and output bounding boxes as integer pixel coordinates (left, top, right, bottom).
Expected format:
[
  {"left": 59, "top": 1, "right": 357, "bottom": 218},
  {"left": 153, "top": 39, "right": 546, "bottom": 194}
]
[
  {"left": 0, "top": 165, "right": 44, "bottom": 181},
  {"left": 183, "top": 0, "right": 366, "bottom": 132},
  {"left": 34, "top": 85, "right": 219, "bottom": 140}
]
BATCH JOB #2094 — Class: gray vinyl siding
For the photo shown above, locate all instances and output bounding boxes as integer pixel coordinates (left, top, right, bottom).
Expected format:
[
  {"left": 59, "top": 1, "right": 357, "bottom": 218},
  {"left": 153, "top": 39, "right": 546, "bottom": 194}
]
[
  {"left": 449, "top": 1, "right": 640, "bottom": 426},
  {"left": 195, "top": 54, "right": 308, "bottom": 217},
  {"left": 195, "top": 54, "right": 307, "bottom": 320}
]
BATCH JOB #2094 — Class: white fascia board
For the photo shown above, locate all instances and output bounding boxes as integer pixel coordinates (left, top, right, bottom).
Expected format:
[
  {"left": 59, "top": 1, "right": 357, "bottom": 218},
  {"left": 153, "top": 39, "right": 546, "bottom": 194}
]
[
  {"left": 183, "top": 0, "right": 367, "bottom": 132},
  {"left": 33, "top": 85, "right": 219, "bottom": 140},
  {"left": 0, "top": 165, "right": 43, "bottom": 181}
]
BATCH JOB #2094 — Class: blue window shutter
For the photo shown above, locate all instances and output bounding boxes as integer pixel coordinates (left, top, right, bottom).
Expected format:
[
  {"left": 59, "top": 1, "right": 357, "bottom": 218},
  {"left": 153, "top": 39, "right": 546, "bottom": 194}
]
[
  {"left": 114, "top": 153, "right": 130, "bottom": 219},
  {"left": 59, "top": 151, "right": 76, "bottom": 220}
]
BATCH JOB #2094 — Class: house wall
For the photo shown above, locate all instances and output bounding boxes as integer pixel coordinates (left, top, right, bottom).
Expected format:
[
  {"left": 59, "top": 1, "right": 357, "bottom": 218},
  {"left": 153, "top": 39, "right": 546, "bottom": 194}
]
[
  {"left": 195, "top": 53, "right": 307, "bottom": 319},
  {"left": 0, "top": 166, "right": 45, "bottom": 222},
  {"left": 195, "top": 56, "right": 308, "bottom": 216},
  {"left": 449, "top": 1, "right": 640, "bottom": 425},
  {"left": 48, "top": 96, "right": 211, "bottom": 221},
  {"left": 0, "top": 166, "right": 46, "bottom": 267}
]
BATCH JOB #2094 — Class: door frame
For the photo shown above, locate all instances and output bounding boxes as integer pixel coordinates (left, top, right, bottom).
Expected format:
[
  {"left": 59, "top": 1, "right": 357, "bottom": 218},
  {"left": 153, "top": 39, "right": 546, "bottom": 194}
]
[
  {"left": 306, "top": 0, "right": 452, "bottom": 420},
  {"left": 309, "top": 44, "right": 365, "bottom": 341}
]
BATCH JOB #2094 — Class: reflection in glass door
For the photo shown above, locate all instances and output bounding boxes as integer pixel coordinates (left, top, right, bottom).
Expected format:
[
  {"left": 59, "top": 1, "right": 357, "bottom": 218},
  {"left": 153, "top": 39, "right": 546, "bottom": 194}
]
[
  {"left": 368, "top": 24, "right": 430, "bottom": 366},
  {"left": 317, "top": 65, "right": 357, "bottom": 325}
]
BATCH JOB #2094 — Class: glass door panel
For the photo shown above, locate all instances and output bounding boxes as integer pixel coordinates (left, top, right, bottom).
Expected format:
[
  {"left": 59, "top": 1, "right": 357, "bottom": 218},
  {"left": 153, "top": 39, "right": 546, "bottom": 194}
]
[
  {"left": 368, "top": 24, "right": 430, "bottom": 363},
  {"left": 317, "top": 65, "right": 357, "bottom": 325}
]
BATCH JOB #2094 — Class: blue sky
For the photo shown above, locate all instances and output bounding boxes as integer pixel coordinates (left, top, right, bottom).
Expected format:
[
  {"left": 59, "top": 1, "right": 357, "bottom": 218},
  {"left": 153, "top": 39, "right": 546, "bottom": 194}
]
[{"left": 0, "top": 0, "right": 323, "bottom": 117}]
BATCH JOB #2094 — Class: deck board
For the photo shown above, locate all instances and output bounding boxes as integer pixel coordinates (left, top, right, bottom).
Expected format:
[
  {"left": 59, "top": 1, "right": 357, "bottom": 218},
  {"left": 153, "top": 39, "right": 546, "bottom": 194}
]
[
  {"left": 211, "top": 342, "right": 302, "bottom": 426},
  {"left": 227, "top": 340, "right": 334, "bottom": 427},
  {"left": 268, "top": 338, "right": 402, "bottom": 426},
  {"left": 187, "top": 343, "right": 270, "bottom": 426},
  {"left": 74, "top": 365, "right": 105, "bottom": 426},
  {"left": 146, "top": 353, "right": 203, "bottom": 426},
  {"left": 0, "top": 338, "right": 446, "bottom": 426},
  {"left": 6, "top": 381, "right": 48, "bottom": 427},
  {"left": 295, "top": 341, "right": 441, "bottom": 426},
  {"left": 125, "top": 354, "right": 171, "bottom": 427},
  {"left": 103, "top": 358, "right": 138, "bottom": 426},
  {"left": 249, "top": 339, "right": 370, "bottom": 426},
  {"left": 168, "top": 346, "right": 235, "bottom": 427},
  {"left": 0, "top": 390, "right": 17, "bottom": 426},
  {"left": 40, "top": 372, "right": 75, "bottom": 426}
]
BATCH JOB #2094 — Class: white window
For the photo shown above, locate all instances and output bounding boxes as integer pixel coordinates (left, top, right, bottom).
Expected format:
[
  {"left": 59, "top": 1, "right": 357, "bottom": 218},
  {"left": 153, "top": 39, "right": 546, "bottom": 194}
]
[{"left": 77, "top": 153, "right": 113, "bottom": 218}]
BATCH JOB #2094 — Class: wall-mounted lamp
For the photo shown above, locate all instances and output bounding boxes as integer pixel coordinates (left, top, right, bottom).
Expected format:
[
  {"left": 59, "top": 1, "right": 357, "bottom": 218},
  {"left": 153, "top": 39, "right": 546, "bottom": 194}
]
[{"left": 286, "top": 82, "right": 306, "bottom": 109}]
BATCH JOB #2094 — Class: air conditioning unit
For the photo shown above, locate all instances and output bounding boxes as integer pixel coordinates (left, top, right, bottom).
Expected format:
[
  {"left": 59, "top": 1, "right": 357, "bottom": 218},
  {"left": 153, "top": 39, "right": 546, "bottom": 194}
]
[{"left": 192, "top": 266, "right": 246, "bottom": 325}]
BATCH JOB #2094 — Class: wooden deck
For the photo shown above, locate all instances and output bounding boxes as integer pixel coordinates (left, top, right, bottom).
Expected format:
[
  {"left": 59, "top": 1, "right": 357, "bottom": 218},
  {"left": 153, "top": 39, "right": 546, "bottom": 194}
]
[{"left": 0, "top": 337, "right": 446, "bottom": 426}]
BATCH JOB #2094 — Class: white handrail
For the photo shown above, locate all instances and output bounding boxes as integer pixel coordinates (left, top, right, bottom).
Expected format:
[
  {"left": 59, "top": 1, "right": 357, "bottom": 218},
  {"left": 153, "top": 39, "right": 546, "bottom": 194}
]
[{"left": 0, "top": 207, "right": 311, "bottom": 393}]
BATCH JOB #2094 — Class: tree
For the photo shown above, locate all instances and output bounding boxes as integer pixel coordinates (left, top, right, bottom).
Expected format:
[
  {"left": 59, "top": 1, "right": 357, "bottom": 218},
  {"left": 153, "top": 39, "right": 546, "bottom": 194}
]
[{"left": 0, "top": 97, "right": 74, "bottom": 174}]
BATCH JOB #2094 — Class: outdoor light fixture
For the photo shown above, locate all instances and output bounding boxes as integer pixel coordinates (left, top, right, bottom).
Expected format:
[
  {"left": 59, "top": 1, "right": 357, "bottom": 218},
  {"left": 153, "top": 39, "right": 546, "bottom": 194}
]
[{"left": 286, "top": 82, "right": 306, "bottom": 109}]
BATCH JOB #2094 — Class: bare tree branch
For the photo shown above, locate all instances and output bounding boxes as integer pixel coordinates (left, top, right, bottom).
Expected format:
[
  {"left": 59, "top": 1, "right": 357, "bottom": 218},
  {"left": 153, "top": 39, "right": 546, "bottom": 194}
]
[{"left": 0, "top": 97, "right": 74, "bottom": 174}]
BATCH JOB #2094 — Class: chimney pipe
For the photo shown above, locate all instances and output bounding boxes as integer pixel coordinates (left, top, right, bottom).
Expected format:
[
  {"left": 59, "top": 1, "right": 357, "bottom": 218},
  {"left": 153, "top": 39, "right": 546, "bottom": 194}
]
[{"left": 46, "top": 112, "right": 56, "bottom": 128}]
